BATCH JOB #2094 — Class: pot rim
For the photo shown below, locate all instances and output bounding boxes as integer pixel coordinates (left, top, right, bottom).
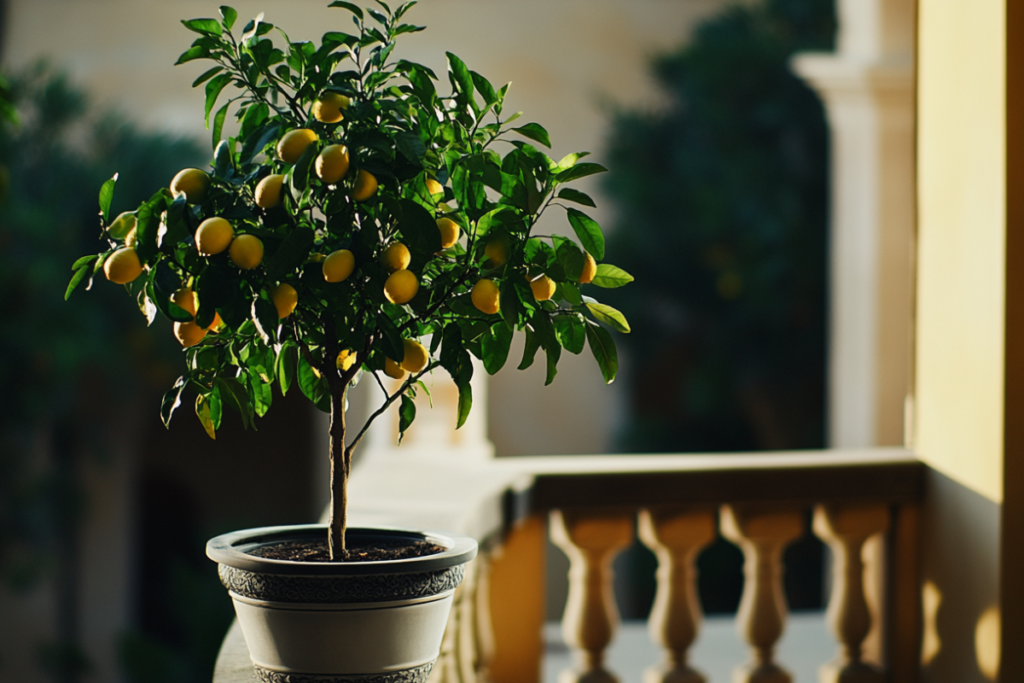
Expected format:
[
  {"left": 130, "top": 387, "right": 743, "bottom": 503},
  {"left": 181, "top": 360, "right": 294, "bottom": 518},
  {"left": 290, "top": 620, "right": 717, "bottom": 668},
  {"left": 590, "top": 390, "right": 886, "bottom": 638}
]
[{"left": 206, "top": 524, "right": 477, "bottom": 575}]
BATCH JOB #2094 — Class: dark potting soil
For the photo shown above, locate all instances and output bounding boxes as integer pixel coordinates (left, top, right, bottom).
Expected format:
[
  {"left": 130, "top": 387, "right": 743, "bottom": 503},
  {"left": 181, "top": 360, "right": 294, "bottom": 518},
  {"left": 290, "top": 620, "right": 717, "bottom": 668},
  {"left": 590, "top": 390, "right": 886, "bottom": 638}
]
[{"left": 248, "top": 538, "right": 445, "bottom": 562}]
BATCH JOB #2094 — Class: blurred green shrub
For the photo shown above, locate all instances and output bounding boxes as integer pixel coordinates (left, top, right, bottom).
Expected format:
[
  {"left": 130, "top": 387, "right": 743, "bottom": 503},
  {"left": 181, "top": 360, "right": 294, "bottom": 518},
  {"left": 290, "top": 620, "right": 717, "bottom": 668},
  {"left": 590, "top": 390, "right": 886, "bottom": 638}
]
[{"left": 601, "top": 0, "right": 836, "bottom": 453}]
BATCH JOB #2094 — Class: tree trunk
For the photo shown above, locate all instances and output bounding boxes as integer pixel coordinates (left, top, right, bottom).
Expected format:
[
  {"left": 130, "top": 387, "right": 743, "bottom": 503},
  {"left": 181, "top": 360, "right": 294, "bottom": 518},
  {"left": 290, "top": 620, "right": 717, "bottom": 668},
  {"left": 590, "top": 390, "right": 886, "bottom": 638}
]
[{"left": 328, "top": 376, "right": 348, "bottom": 559}]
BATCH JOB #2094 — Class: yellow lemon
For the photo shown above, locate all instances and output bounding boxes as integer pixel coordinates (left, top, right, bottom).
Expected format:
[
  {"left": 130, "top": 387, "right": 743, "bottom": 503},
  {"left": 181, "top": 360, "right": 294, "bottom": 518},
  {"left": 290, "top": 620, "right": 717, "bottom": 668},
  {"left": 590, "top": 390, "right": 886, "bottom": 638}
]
[
  {"left": 173, "top": 321, "right": 207, "bottom": 348},
  {"left": 125, "top": 227, "right": 138, "bottom": 249},
  {"left": 206, "top": 312, "right": 223, "bottom": 331},
  {"left": 437, "top": 217, "right": 460, "bottom": 249},
  {"left": 323, "top": 249, "right": 355, "bottom": 283},
  {"left": 277, "top": 129, "right": 318, "bottom": 164},
  {"left": 352, "top": 169, "right": 378, "bottom": 202},
  {"left": 383, "top": 243, "right": 411, "bottom": 272},
  {"left": 400, "top": 339, "right": 429, "bottom": 373},
  {"left": 103, "top": 247, "right": 143, "bottom": 284},
  {"left": 229, "top": 234, "right": 264, "bottom": 270},
  {"left": 270, "top": 283, "right": 298, "bottom": 319},
  {"left": 471, "top": 279, "right": 500, "bottom": 314},
  {"left": 108, "top": 212, "right": 137, "bottom": 240},
  {"left": 336, "top": 349, "right": 357, "bottom": 372},
  {"left": 426, "top": 178, "right": 443, "bottom": 196},
  {"left": 312, "top": 92, "right": 350, "bottom": 124},
  {"left": 170, "top": 168, "right": 210, "bottom": 204},
  {"left": 384, "top": 269, "right": 419, "bottom": 304},
  {"left": 384, "top": 357, "right": 408, "bottom": 380},
  {"left": 196, "top": 217, "right": 234, "bottom": 255},
  {"left": 580, "top": 252, "right": 597, "bottom": 284},
  {"left": 172, "top": 286, "right": 197, "bottom": 317},
  {"left": 529, "top": 275, "right": 556, "bottom": 302},
  {"left": 315, "top": 144, "right": 350, "bottom": 185},
  {"left": 484, "top": 237, "right": 508, "bottom": 267},
  {"left": 255, "top": 174, "right": 285, "bottom": 209}
]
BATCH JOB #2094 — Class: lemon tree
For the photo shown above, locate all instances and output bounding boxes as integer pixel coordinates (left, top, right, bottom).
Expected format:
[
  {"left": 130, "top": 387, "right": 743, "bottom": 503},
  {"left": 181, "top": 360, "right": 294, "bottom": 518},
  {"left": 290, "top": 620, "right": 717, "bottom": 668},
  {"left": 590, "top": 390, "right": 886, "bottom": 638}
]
[{"left": 67, "top": 1, "right": 632, "bottom": 558}]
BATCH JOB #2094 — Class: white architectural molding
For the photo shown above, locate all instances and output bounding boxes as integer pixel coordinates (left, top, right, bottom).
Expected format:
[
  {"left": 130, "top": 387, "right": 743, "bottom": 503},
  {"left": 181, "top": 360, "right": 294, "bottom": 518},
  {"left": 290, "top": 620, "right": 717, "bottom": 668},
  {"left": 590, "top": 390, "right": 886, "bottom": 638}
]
[{"left": 792, "top": 0, "right": 916, "bottom": 448}]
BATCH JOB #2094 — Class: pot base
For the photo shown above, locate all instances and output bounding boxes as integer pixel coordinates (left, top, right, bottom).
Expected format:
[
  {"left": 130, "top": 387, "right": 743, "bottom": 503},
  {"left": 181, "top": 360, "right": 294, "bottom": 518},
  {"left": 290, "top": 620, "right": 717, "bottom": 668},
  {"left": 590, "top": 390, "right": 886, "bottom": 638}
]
[{"left": 253, "top": 661, "right": 434, "bottom": 683}]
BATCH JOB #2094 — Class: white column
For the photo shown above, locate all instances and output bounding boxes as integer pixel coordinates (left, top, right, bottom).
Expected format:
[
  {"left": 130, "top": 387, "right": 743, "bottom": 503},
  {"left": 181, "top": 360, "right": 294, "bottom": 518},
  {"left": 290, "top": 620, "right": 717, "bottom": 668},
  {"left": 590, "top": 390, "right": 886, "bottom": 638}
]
[{"left": 792, "top": 0, "right": 915, "bottom": 448}]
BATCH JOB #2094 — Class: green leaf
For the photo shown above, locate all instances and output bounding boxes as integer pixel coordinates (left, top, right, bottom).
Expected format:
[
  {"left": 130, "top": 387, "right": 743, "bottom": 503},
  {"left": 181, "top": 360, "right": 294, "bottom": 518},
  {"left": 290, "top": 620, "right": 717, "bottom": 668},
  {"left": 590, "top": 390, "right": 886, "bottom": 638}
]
[
  {"left": 98, "top": 174, "right": 117, "bottom": 224},
  {"left": 266, "top": 225, "right": 314, "bottom": 278},
  {"left": 329, "top": 1, "right": 364, "bottom": 20},
  {"left": 204, "top": 72, "right": 233, "bottom": 129},
  {"left": 512, "top": 123, "right": 551, "bottom": 148},
  {"left": 160, "top": 378, "right": 187, "bottom": 428},
  {"left": 566, "top": 208, "right": 605, "bottom": 260},
  {"left": 297, "top": 357, "right": 330, "bottom": 413},
  {"left": 456, "top": 375, "right": 472, "bottom": 429},
  {"left": 554, "top": 314, "right": 586, "bottom": 354},
  {"left": 377, "top": 313, "right": 404, "bottom": 362},
  {"left": 555, "top": 162, "right": 608, "bottom": 184},
  {"left": 481, "top": 322, "right": 513, "bottom": 375},
  {"left": 398, "top": 394, "right": 416, "bottom": 444},
  {"left": 591, "top": 264, "right": 634, "bottom": 289},
  {"left": 276, "top": 341, "right": 298, "bottom": 396},
  {"left": 135, "top": 192, "right": 169, "bottom": 264},
  {"left": 395, "top": 132, "right": 426, "bottom": 166},
  {"left": 213, "top": 139, "right": 234, "bottom": 178},
  {"left": 556, "top": 188, "right": 596, "bottom": 207},
  {"left": 220, "top": 6, "right": 238, "bottom": 30},
  {"left": 553, "top": 236, "right": 585, "bottom": 281},
  {"left": 470, "top": 71, "right": 497, "bottom": 105},
  {"left": 211, "top": 101, "right": 229, "bottom": 148},
  {"left": 176, "top": 46, "right": 209, "bottom": 65},
  {"left": 446, "top": 52, "right": 476, "bottom": 110},
  {"left": 192, "top": 66, "right": 224, "bottom": 88},
  {"left": 65, "top": 264, "right": 91, "bottom": 300},
  {"left": 398, "top": 199, "right": 442, "bottom": 255},
  {"left": 585, "top": 301, "right": 631, "bottom": 333},
  {"left": 72, "top": 254, "right": 99, "bottom": 271},
  {"left": 532, "top": 312, "right": 560, "bottom": 386},
  {"left": 252, "top": 298, "right": 279, "bottom": 345},
  {"left": 518, "top": 327, "right": 540, "bottom": 370},
  {"left": 216, "top": 377, "right": 257, "bottom": 429},
  {"left": 585, "top": 322, "right": 618, "bottom": 384},
  {"left": 289, "top": 141, "right": 319, "bottom": 195},
  {"left": 196, "top": 394, "right": 217, "bottom": 439},
  {"left": 182, "top": 18, "right": 223, "bottom": 36},
  {"left": 163, "top": 194, "right": 190, "bottom": 247}
]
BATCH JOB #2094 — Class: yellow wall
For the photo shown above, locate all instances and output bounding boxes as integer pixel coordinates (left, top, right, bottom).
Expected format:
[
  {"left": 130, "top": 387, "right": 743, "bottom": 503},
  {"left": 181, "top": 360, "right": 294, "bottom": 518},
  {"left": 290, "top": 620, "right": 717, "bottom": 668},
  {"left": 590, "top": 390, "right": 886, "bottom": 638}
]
[{"left": 915, "top": 1, "right": 1005, "bottom": 504}]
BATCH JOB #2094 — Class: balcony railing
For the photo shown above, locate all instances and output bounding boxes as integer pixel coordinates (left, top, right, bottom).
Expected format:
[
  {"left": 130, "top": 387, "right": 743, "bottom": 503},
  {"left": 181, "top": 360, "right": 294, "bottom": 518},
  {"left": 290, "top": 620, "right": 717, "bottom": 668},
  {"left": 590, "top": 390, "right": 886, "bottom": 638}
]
[{"left": 213, "top": 447, "right": 924, "bottom": 683}]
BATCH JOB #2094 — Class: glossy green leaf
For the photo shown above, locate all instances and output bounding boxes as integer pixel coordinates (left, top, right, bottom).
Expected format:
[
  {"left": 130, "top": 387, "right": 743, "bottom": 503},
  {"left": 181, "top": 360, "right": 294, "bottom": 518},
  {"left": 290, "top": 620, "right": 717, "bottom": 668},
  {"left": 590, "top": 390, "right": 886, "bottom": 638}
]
[
  {"left": 276, "top": 341, "right": 298, "bottom": 396},
  {"left": 566, "top": 208, "right": 605, "bottom": 260},
  {"left": 160, "top": 378, "right": 187, "bottom": 428},
  {"left": 192, "top": 66, "right": 224, "bottom": 88},
  {"left": 556, "top": 188, "right": 596, "bottom": 207},
  {"left": 98, "top": 174, "right": 116, "bottom": 224},
  {"left": 585, "top": 322, "right": 618, "bottom": 384},
  {"left": 211, "top": 101, "right": 229, "bottom": 148},
  {"left": 297, "top": 357, "right": 330, "bottom": 413},
  {"left": 377, "top": 313, "right": 404, "bottom": 362},
  {"left": 591, "top": 264, "right": 634, "bottom": 289},
  {"left": 176, "top": 46, "right": 208, "bottom": 65},
  {"left": 585, "top": 301, "right": 631, "bottom": 333},
  {"left": 395, "top": 132, "right": 426, "bottom": 166},
  {"left": 512, "top": 123, "right": 551, "bottom": 148},
  {"left": 518, "top": 327, "right": 540, "bottom": 370},
  {"left": 219, "top": 6, "right": 238, "bottom": 30},
  {"left": 65, "top": 264, "right": 91, "bottom": 300},
  {"left": 398, "top": 394, "right": 416, "bottom": 444},
  {"left": 446, "top": 52, "right": 476, "bottom": 110},
  {"left": 216, "top": 376, "right": 256, "bottom": 429},
  {"left": 554, "top": 314, "right": 586, "bottom": 354},
  {"left": 398, "top": 198, "right": 442, "bottom": 255},
  {"left": 329, "top": 2, "right": 364, "bottom": 21},
  {"left": 470, "top": 71, "right": 497, "bottom": 105},
  {"left": 455, "top": 373, "right": 472, "bottom": 429},
  {"left": 555, "top": 162, "right": 607, "bottom": 184},
  {"left": 265, "top": 225, "right": 314, "bottom": 278},
  {"left": 481, "top": 322, "right": 513, "bottom": 375},
  {"left": 182, "top": 18, "right": 223, "bottom": 36},
  {"left": 196, "top": 394, "right": 217, "bottom": 439}
]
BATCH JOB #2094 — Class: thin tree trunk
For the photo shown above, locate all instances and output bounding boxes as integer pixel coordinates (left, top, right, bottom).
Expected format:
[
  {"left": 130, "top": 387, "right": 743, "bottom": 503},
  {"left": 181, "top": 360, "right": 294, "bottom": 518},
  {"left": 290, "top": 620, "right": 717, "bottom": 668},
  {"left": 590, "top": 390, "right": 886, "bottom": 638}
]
[{"left": 328, "top": 375, "right": 348, "bottom": 559}]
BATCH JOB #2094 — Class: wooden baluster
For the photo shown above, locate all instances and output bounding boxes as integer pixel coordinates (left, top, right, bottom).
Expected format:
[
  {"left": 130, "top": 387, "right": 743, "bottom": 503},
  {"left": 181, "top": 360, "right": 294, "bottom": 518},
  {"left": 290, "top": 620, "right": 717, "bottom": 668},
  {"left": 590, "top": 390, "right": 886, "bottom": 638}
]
[
  {"left": 637, "top": 508, "right": 716, "bottom": 683},
  {"left": 720, "top": 505, "right": 803, "bottom": 683},
  {"left": 813, "top": 504, "right": 890, "bottom": 683},
  {"left": 550, "top": 510, "right": 634, "bottom": 683}
]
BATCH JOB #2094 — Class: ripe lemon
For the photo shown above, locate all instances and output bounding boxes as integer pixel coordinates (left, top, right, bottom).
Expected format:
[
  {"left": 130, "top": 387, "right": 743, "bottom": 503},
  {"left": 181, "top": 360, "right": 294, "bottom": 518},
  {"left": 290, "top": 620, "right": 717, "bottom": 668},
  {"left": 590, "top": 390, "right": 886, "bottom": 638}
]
[
  {"left": 125, "top": 227, "right": 138, "bottom": 249},
  {"left": 426, "top": 178, "right": 443, "bottom": 196},
  {"left": 484, "top": 238, "right": 508, "bottom": 267},
  {"left": 352, "top": 169, "right": 378, "bottom": 202},
  {"left": 323, "top": 249, "right": 355, "bottom": 283},
  {"left": 383, "top": 243, "right": 411, "bottom": 272},
  {"left": 312, "top": 92, "right": 350, "bottom": 123},
  {"left": 400, "top": 338, "right": 429, "bottom": 373},
  {"left": 336, "top": 349, "right": 357, "bottom": 372},
  {"left": 315, "top": 144, "right": 350, "bottom": 185},
  {"left": 172, "top": 286, "right": 197, "bottom": 317},
  {"left": 103, "top": 247, "right": 143, "bottom": 284},
  {"left": 384, "top": 269, "right": 419, "bottom": 304},
  {"left": 436, "top": 217, "right": 460, "bottom": 249},
  {"left": 173, "top": 321, "right": 207, "bottom": 348},
  {"left": 529, "top": 275, "right": 556, "bottom": 302},
  {"left": 196, "top": 217, "right": 234, "bottom": 255},
  {"left": 170, "top": 168, "right": 210, "bottom": 204},
  {"left": 207, "top": 312, "right": 223, "bottom": 331},
  {"left": 108, "top": 212, "right": 137, "bottom": 240},
  {"left": 255, "top": 174, "right": 285, "bottom": 208},
  {"left": 270, "top": 283, "right": 298, "bottom": 319},
  {"left": 580, "top": 252, "right": 597, "bottom": 284},
  {"left": 230, "top": 234, "right": 264, "bottom": 270},
  {"left": 384, "top": 357, "right": 408, "bottom": 380},
  {"left": 471, "top": 279, "right": 500, "bottom": 314},
  {"left": 277, "top": 129, "right": 318, "bottom": 164}
]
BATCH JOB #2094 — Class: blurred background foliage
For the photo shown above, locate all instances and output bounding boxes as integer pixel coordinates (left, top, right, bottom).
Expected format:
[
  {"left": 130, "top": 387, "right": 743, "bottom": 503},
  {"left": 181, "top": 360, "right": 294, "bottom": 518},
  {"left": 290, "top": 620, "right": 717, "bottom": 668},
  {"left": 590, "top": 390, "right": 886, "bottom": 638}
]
[
  {"left": 0, "top": 62, "right": 230, "bottom": 682},
  {"left": 602, "top": 0, "right": 835, "bottom": 456},
  {"left": 603, "top": 0, "right": 836, "bottom": 617}
]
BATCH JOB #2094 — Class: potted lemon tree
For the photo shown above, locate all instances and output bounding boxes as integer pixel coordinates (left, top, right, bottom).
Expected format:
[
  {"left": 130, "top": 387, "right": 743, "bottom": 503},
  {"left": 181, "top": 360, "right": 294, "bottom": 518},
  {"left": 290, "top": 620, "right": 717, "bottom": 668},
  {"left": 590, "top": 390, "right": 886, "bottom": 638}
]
[{"left": 67, "top": 1, "right": 632, "bottom": 680}]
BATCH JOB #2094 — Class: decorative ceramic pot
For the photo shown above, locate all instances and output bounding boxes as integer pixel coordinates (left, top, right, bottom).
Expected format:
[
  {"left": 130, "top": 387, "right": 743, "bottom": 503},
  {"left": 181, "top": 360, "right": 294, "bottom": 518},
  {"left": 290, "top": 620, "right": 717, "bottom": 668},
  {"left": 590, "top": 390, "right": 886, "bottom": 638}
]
[{"left": 207, "top": 524, "right": 477, "bottom": 683}]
